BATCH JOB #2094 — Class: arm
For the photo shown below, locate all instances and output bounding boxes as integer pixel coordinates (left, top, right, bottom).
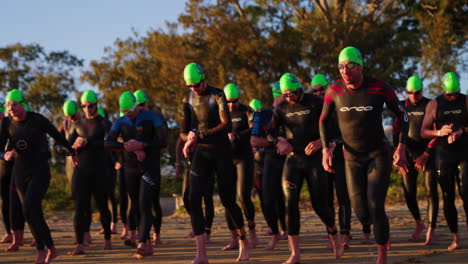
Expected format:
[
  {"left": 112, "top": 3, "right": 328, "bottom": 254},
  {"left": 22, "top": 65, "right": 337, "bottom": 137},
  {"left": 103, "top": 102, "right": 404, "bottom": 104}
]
[
  {"left": 204, "top": 91, "right": 231, "bottom": 137},
  {"left": 179, "top": 95, "right": 192, "bottom": 142},
  {"left": 105, "top": 121, "right": 125, "bottom": 151},
  {"left": 320, "top": 91, "right": 336, "bottom": 172},
  {"left": 420, "top": 99, "right": 445, "bottom": 139},
  {"left": 54, "top": 120, "right": 70, "bottom": 154},
  {"left": 42, "top": 115, "right": 75, "bottom": 155},
  {"left": 385, "top": 89, "right": 408, "bottom": 147}
]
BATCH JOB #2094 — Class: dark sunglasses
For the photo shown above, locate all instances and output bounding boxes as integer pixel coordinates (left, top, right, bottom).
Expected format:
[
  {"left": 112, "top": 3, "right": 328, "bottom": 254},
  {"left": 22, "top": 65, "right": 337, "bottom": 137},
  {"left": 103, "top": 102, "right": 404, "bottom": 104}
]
[
  {"left": 186, "top": 82, "right": 202, "bottom": 89},
  {"left": 138, "top": 103, "right": 146, "bottom": 107},
  {"left": 406, "top": 90, "right": 421, "bottom": 95},
  {"left": 338, "top": 62, "right": 358, "bottom": 70},
  {"left": 312, "top": 87, "right": 325, "bottom": 93},
  {"left": 282, "top": 90, "right": 300, "bottom": 98},
  {"left": 445, "top": 92, "right": 459, "bottom": 96},
  {"left": 122, "top": 108, "right": 135, "bottom": 115},
  {"left": 81, "top": 103, "right": 96, "bottom": 109},
  {"left": 227, "top": 99, "right": 239, "bottom": 104}
]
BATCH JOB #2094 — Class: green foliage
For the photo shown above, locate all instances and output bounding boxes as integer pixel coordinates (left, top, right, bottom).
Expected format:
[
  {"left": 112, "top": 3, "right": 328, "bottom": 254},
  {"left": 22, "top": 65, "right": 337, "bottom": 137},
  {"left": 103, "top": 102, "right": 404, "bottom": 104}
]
[{"left": 43, "top": 164, "right": 73, "bottom": 211}]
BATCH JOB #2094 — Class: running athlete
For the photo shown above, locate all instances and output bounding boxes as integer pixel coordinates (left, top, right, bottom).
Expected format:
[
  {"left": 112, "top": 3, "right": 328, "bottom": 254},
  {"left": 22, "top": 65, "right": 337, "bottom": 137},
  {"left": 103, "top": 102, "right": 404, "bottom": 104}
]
[
  {"left": 250, "top": 83, "right": 287, "bottom": 250},
  {"left": 311, "top": 74, "right": 354, "bottom": 248},
  {"left": 181, "top": 62, "right": 249, "bottom": 263},
  {"left": 134, "top": 89, "right": 163, "bottom": 245},
  {"left": 105, "top": 91, "right": 167, "bottom": 259},
  {"left": 395, "top": 76, "right": 438, "bottom": 244},
  {"left": 222, "top": 84, "right": 259, "bottom": 249},
  {"left": 67, "top": 91, "right": 113, "bottom": 255},
  {"left": 320, "top": 47, "right": 408, "bottom": 264},
  {"left": 0, "top": 89, "right": 76, "bottom": 264},
  {"left": 267, "top": 73, "right": 343, "bottom": 264},
  {"left": 420, "top": 72, "right": 468, "bottom": 251}
]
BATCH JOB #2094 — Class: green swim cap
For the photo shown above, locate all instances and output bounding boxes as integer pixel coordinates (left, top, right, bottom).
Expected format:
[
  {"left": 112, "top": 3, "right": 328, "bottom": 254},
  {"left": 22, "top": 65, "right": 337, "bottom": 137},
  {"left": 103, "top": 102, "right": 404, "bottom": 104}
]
[
  {"left": 63, "top": 100, "right": 78, "bottom": 116},
  {"left": 134, "top": 90, "right": 148, "bottom": 104},
  {"left": 338, "top": 46, "right": 363, "bottom": 66},
  {"left": 279, "top": 73, "right": 301, "bottom": 92},
  {"left": 311, "top": 74, "right": 329, "bottom": 87},
  {"left": 406, "top": 76, "right": 423, "bottom": 91},
  {"left": 442, "top": 72, "right": 460, "bottom": 93},
  {"left": 119, "top": 91, "right": 137, "bottom": 111},
  {"left": 6, "top": 89, "right": 25, "bottom": 103},
  {"left": 271, "top": 82, "right": 281, "bottom": 98},
  {"left": 184, "top": 63, "right": 205, "bottom": 84},
  {"left": 80, "top": 90, "right": 98, "bottom": 104},
  {"left": 97, "top": 107, "right": 106, "bottom": 118},
  {"left": 249, "top": 99, "right": 262, "bottom": 111},
  {"left": 224, "top": 83, "right": 239, "bottom": 99}
]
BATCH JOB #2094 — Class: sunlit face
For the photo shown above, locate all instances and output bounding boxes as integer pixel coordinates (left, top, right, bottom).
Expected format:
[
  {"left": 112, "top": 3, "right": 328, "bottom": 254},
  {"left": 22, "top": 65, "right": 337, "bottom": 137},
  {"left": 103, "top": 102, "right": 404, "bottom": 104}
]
[
  {"left": 227, "top": 98, "right": 239, "bottom": 111},
  {"left": 444, "top": 91, "right": 460, "bottom": 102},
  {"left": 6, "top": 101, "right": 26, "bottom": 120},
  {"left": 186, "top": 81, "right": 207, "bottom": 96},
  {"left": 406, "top": 90, "right": 423, "bottom": 104},
  {"left": 80, "top": 100, "right": 97, "bottom": 118},
  {"left": 122, "top": 107, "right": 139, "bottom": 120},
  {"left": 311, "top": 85, "right": 326, "bottom": 99},
  {"left": 338, "top": 61, "right": 363, "bottom": 88},
  {"left": 282, "top": 89, "right": 301, "bottom": 104}
]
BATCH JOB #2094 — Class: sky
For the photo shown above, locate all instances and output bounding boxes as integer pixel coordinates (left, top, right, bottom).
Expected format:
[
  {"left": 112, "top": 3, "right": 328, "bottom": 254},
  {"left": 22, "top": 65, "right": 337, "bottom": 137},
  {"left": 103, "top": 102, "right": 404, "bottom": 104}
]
[{"left": 1, "top": 0, "right": 466, "bottom": 93}]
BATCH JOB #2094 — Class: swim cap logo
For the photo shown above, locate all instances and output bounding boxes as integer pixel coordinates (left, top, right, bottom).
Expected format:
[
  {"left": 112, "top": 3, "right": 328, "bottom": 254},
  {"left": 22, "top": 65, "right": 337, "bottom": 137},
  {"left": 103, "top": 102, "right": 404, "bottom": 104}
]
[
  {"left": 339, "top": 106, "right": 373, "bottom": 112},
  {"left": 286, "top": 110, "right": 310, "bottom": 117},
  {"left": 16, "top": 139, "right": 28, "bottom": 151}
]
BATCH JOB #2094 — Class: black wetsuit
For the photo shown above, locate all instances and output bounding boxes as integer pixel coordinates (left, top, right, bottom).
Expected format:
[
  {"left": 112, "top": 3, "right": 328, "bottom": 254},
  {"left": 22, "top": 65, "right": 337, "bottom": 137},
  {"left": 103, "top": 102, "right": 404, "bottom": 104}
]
[
  {"left": 0, "top": 112, "right": 75, "bottom": 250},
  {"left": 397, "top": 97, "right": 438, "bottom": 228},
  {"left": 433, "top": 94, "right": 468, "bottom": 233},
  {"left": 320, "top": 77, "right": 408, "bottom": 245},
  {"left": 267, "top": 92, "right": 334, "bottom": 236},
  {"left": 181, "top": 86, "right": 244, "bottom": 236},
  {"left": 226, "top": 104, "right": 255, "bottom": 231},
  {"left": 251, "top": 108, "right": 286, "bottom": 235},
  {"left": 115, "top": 151, "right": 128, "bottom": 226},
  {"left": 106, "top": 110, "right": 167, "bottom": 243}
]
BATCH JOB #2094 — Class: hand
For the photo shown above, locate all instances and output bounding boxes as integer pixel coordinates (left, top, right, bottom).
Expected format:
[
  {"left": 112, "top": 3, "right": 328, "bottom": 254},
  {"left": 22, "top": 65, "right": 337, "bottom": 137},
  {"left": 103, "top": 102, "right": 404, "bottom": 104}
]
[
  {"left": 4, "top": 150, "right": 16, "bottom": 161},
  {"left": 71, "top": 155, "right": 79, "bottom": 166},
  {"left": 414, "top": 152, "right": 429, "bottom": 172},
  {"left": 447, "top": 128, "right": 463, "bottom": 144},
  {"left": 133, "top": 150, "right": 146, "bottom": 162},
  {"left": 437, "top": 124, "right": 453, "bottom": 137},
  {"left": 322, "top": 147, "right": 334, "bottom": 173},
  {"left": 304, "top": 139, "right": 322, "bottom": 156},
  {"left": 183, "top": 138, "right": 197, "bottom": 158},
  {"left": 114, "top": 161, "right": 122, "bottom": 170},
  {"left": 276, "top": 140, "right": 293, "bottom": 155},
  {"left": 72, "top": 137, "right": 87, "bottom": 149},
  {"left": 124, "top": 139, "right": 144, "bottom": 152},
  {"left": 187, "top": 131, "right": 197, "bottom": 141},
  {"left": 393, "top": 144, "right": 408, "bottom": 175}
]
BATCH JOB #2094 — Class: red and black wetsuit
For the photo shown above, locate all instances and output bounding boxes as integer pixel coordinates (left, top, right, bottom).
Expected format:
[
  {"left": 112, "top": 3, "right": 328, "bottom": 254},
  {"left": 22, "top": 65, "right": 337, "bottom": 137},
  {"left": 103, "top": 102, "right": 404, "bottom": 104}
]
[
  {"left": 267, "top": 93, "right": 334, "bottom": 236},
  {"left": 181, "top": 86, "right": 245, "bottom": 236},
  {"left": 320, "top": 77, "right": 408, "bottom": 245},
  {"left": 433, "top": 93, "right": 468, "bottom": 233}
]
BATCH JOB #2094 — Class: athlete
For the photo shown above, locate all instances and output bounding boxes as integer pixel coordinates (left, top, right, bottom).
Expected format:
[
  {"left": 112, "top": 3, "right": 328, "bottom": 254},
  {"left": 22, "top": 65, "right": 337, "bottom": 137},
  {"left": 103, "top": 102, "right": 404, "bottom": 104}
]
[
  {"left": 420, "top": 72, "right": 468, "bottom": 250},
  {"left": 267, "top": 73, "right": 343, "bottom": 264},
  {"left": 394, "top": 76, "right": 438, "bottom": 244},
  {"left": 134, "top": 89, "right": 163, "bottom": 245},
  {"left": 0, "top": 89, "right": 75, "bottom": 264},
  {"left": 106, "top": 91, "right": 167, "bottom": 258},
  {"left": 67, "top": 91, "right": 113, "bottom": 255},
  {"left": 222, "top": 84, "right": 258, "bottom": 249},
  {"left": 250, "top": 83, "right": 287, "bottom": 250},
  {"left": 320, "top": 47, "right": 408, "bottom": 264},
  {"left": 181, "top": 62, "right": 249, "bottom": 263}
]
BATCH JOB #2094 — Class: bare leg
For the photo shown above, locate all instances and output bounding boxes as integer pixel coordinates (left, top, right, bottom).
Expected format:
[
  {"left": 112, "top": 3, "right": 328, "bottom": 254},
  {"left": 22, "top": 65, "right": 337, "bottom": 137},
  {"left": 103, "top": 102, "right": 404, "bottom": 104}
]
[
  {"left": 448, "top": 233, "right": 461, "bottom": 250},
  {"left": 36, "top": 249, "right": 47, "bottom": 264},
  {"left": 376, "top": 243, "right": 387, "bottom": 264},
  {"left": 6, "top": 230, "right": 24, "bottom": 251},
  {"left": 192, "top": 234, "right": 209, "bottom": 264},
  {"left": 0, "top": 233, "right": 12, "bottom": 243},
  {"left": 424, "top": 227, "right": 436, "bottom": 245},
  {"left": 120, "top": 223, "right": 128, "bottom": 240},
  {"left": 124, "top": 230, "right": 137, "bottom": 247},
  {"left": 221, "top": 230, "right": 239, "bottom": 250},
  {"left": 248, "top": 228, "right": 258, "bottom": 248},
  {"left": 409, "top": 220, "right": 425, "bottom": 242},
  {"left": 237, "top": 235, "right": 250, "bottom": 261},
  {"left": 265, "top": 233, "right": 281, "bottom": 250},
  {"left": 153, "top": 232, "right": 162, "bottom": 245},
  {"left": 45, "top": 246, "right": 58, "bottom": 264},
  {"left": 328, "top": 233, "right": 344, "bottom": 259},
  {"left": 283, "top": 235, "right": 300, "bottom": 264}
]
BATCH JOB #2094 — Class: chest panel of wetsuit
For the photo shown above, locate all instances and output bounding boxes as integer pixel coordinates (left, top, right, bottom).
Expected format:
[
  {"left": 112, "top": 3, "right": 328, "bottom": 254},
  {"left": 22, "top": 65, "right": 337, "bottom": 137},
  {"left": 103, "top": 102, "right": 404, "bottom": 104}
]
[
  {"left": 276, "top": 93, "right": 323, "bottom": 155},
  {"left": 71, "top": 116, "right": 108, "bottom": 166},
  {"left": 435, "top": 94, "right": 468, "bottom": 150},
  {"left": 328, "top": 78, "right": 393, "bottom": 153},
  {"left": 405, "top": 97, "right": 430, "bottom": 150}
]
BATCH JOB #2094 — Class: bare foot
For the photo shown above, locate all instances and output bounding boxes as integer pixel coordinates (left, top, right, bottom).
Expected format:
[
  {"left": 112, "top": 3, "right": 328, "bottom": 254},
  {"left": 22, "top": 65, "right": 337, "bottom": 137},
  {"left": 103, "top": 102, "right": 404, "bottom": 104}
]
[
  {"left": 361, "top": 233, "right": 372, "bottom": 244},
  {"left": 0, "top": 233, "right": 12, "bottom": 244},
  {"left": 329, "top": 234, "right": 344, "bottom": 259},
  {"left": 237, "top": 239, "right": 250, "bottom": 261},
  {"left": 409, "top": 221, "right": 425, "bottom": 242},
  {"left": 120, "top": 224, "right": 128, "bottom": 240},
  {"left": 283, "top": 254, "right": 300, "bottom": 264},
  {"left": 104, "top": 239, "right": 112, "bottom": 250},
  {"left": 110, "top": 222, "right": 118, "bottom": 234},
  {"left": 30, "top": 238, "right": 37, "bottom": 247},
  {"left": 6, "top": 242, "right": 21, "bottom": 251},
  {"left": 187, "top": 231, "right": 195, "bottom": 238},
  {"left": 342, "top": 234, "right": 350, "bottom": 249},
  {"left": 67, "top": 245, "right": 85, "bottom": 256},
  {"left": 98, "top": 229, "right": 105, "bottom": 235},
  {"left": 280, "top": 231, "right": 288, "bottom": 240},
  {"left": 249, "top": 229, "right": 259, "bottom": 248},
  {"left": 191, "top": 256, "right": 209, "bottom": 264},
  {"left": 424, "top": 227, "right": 436, "bottom": 245},
  {"left": 205, "top": 234, "right": 212, "bottom": 244},
  {"left": 265, "top": 234, "right": 281, "bottom": 250},
  {"left": 221, "top": 239, "right": 239, "bottom": 251},
  {"left": 133, "top": 243, "right": 147, "bottom": 259},
  {"left": 45, "top": 247, "right": 58, "bottom": 264},
  {"left": 36, "top": 249, "right": 47, "bottom": 264},
  {"left": 448, "top": 241, "right": 461, "bottom": 250},
  {"left": 153, "top": 233, "right": 162, "bottom": 245}
]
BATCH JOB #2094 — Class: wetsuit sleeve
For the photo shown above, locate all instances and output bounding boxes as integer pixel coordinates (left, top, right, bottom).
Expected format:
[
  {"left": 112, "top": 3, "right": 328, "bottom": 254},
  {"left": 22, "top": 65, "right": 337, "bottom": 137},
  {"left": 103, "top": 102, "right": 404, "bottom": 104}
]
[
  {"left": 319, "top": 89, "right": 336, "bottom": 148},
  {"left": 385, "top": 86, "right": 408, "bottom": 145},
  {"left": 180, "top": 95, "right": 191, "bottom": 142},
  {"left": 425, "top": 138, "right": 437, "bottom": 156},
  {"left": 206, "top": 91, "right": 232, "bottom": 136},
  {"left": 41, "top": 115, "right": 75, "bottom": 155},
  {"left": 54, "top": 120, "right": 69, "bottom": 154},
  {"left": 238, "top": 108, "right": 252, "bottom": 141},
  {"left": 266, "top": 107, "right": 282, "bottom": 144},
  {"left": 420, "top": 99, "right": 437, "bottom": 139},
  {"left": 105, "top": 120, "right": 124, "bottom": 151}
]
